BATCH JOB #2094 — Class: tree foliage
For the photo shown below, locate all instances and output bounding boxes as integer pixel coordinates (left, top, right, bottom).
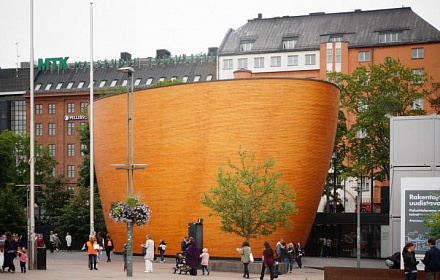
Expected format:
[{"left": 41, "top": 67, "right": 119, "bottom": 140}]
[
  {"left": 0, "top": 185, "right": 26, "bottom": 234},
  {"left": 40, "top": 174, "right": 72, "bottom": 225},
  {"left": 201, "top": 149, "right": 297, "bottom": 242},
  {"left": 150, "top": 78, "right": 183, "bottom": 88},
  {"left": 328, "top": 58, "right": 433, "bottom": 181},
  {"left": 98, "top": 85, "right": 126, "bottom": 96}
]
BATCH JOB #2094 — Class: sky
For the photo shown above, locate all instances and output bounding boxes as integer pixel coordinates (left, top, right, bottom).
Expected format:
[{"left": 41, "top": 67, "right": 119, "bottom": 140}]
[{"left": 1, "top": 0, "right": 439, "bottom": 69}]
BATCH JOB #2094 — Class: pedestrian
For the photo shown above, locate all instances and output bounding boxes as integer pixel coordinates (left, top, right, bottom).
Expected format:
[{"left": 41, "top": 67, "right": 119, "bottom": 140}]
[
  {"left": 296, "top": 242, "right": 304, "bottom": 269},
  {"left": 324, "top": 238, "right": 333, "bottom": 257},
  {"left": 275, "top": 238, "right": 284, "bottom": 275},
  {"left": 142, "top": 234, "right": 154, "bottom": 273},
  {"left": 49, "top": 231, "right": 55, "bottom": 253},
  {"left": 54, "top": 233, "right": 61, "bottom": 252},
  {"left": 403, "top": 242, "right": 418, "bottom": 280},
  {"left": 158, "top": 239, "right": 167, "bottom": 263},
  {"left": 36, "top": 234, "right": 45, "bottom": 248},
  {"left": 186, "top": 238, "right": 199, "bottom": 275},
  {"left": 181, "top": 236, "right": 189, "bottom": 257},
  {"left": 286, "top": 242, "right": 295, "bottom": 272},
  {"left": 85, "top": 235, "right": 99, "bottom": 270},
  {"left": 260, "top": 241, "right": 275, "bottom": 280},
  {"left": 0, "top": 237, "right": 4, "bottom": 273},
  {"left": 66, "top": 232, "right": 72, "bottom": 253},
  {"left": 18, "top": 248, "right": 27, "bottom": 273},
  {"left": 422, "top": 238, "right": 440, "bottom": 280},
  {"left": 105, "top": 234, "right": 114, "bottom": 262},
  {"left": 238, "top": 241, "right": 251, "bottom": 278},
  {"left": 3, "top": 231, "right": 17, "bottom": 273},
  {"left": 200, "top": 248, "right": 210, "bottom": 275},
  {"left": 96, "top": 232, "right": 104, "bottom": 263}
]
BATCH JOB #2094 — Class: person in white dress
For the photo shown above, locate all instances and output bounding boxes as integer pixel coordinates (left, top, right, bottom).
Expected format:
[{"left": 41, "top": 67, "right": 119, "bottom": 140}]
[{"left": 142, "top": 234, "right": 155, "bottom": 273}]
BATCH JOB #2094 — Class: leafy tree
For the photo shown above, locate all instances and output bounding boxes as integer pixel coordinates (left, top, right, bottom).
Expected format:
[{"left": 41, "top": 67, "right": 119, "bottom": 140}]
[
  {"left": 150, "top": 78, "right": 183, "bottom": 88},
  {"left": 424, "top": 210, "right": 440, "bottom": 240},
  {"left": 201, "top": 149, "right": 297, "bottom": 242},
  {"left": 98, "top": 85, "right": 126, "bottom": 96},
  {"left": 55, "top": 123, "right": 106, "bottom": 238},
  {"left": 328, "top": 58, "right": 433, "bottom": 182},
  {"left": 0, "top": 185, "right": 26, "bottom": 233},
  {"left": 40, "top": 174, "right": 72, "bottom": 225}
]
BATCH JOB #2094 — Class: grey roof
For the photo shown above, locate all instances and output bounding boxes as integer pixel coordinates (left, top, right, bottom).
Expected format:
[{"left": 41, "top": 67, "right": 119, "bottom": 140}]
[
  {"left": 32, "top": 58, "right": 216, "bottom": 94},
  {"left": 0, "top": 68, "right": 32, "bottom": 93},
  {"left": 218, "top": 7, "right": 440, "bottom": 55}
]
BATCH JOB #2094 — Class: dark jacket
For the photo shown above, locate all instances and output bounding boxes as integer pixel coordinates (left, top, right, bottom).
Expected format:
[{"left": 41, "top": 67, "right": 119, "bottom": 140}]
[
  {"left": 422, "top": 246, "right": 440, "bottom": 272},
  {"left": 403, "top": 251, "right": 418, "bottom": 272}
]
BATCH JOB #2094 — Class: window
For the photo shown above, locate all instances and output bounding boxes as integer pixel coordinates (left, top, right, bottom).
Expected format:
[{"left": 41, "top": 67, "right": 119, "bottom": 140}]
[
  {"left": 411, "top": 48, "right": 424, "bottom": 59},
  {"left": 67, "top": 144, "right": 75, "bottom": 157},
  {"left": 326, "top": 49, "right": 333, "bottom": 64},
  {"left": 35, "top": 104, "right": 43, "bottom": 115},
  {"left": 358, "top": 176, "right": 370, "bottom": 191},
  {"left": 35, "top": 84, "right": 42, "bottom": 91},
  {"left": 194, "top": 75, "right": 201, "bottom": 82},
  {"left": 146, "top": 78, "right": 154, "bottom": 85},
  {"left": 270, "top": 56, "right": 281, "bottom": 67},
  {"left": 81, "top": 143, "right": 87, "bottom": 156},
  {"left": 67, "top": 103, "right": 75, "bottom": 113},
  {"left": 56, "top": 82, "right": 63, "bottom": 90},
  {"left": 329, "top": 36, "right": 343, "bottom": 42},
  {"left": 48, "top": 123, "right": 56, "bottom": 136},
  {"left": 335, "top": 48, "right": 341, "bottom": 63},
  {"left": 110, "top": 80, "right": 117, "bottom": 87},
  {"left": 171, "top": 77, "right": 177, "bottom": 81},
  {"left": 206, "top": 75, "right": 213, "bottom": 81},
  {"left": 357, "top": 129, "right": 367, "bottom": 139},
  {"left": 305, "top": 54, "right": 316, "bottom": 65},
  {"left": 412, "top": 98, "right": 423, "bottom": 110},
  {"left": 48, "top": 144, "right": 56, "bottom": 157},
  {"left": 77, "top": 81, "right": 85, "bottom": 88},
  {"left": 282, "top": 38, "right": 297, "bottom": 49},
  {"left": 412, "top": 69, "right": 424, "bottom": 84},
  {"left": 45, "top": 83, "right": 53, "bottom": 90},
  {"left": 158, "top": 77, "right": 165, "bottom": 82},
  {"left": 240, "top": 41, "right": 254, "bottom": 52},
  {"left": 287, "top": 55, "right": 298, "bottom": 66},
  {"left": 67, "top": 122, "right": 75, "bottom": 135},
  {"left": 223, "top": 59, "right": 233, "bottom": 70},
  {"left": 99, "top": 80, "right": 106, "bottom": 88},
  {"left": 254, "top": 57, "right": 264, "bottom": 68},
  {"left": 80, "top": 102, "right": 88, "bottom": 113},
  {"left": 358, "top": 51, "right": 370, "bottom": 62},
  {"left": 122, "top": 79, "right": 127, "bottom": 86},
  {"left": 134, "top": 78, "right": 142, "bottom": 86},
  {"left": 238, "top": 58, "right": 248, "bottom": 69},
  {"left": 51, "top": 167, "right": 56, "bottom": 177},
  {"left": 379, "top": 31, "right": 402, "bottom": 43},
  {"left": 67, "top": 82, "right": 74, "bottom": 89},
  {"left": 182, "top": 76, "right": 189, "bottom": 82},
  {"left": 36, "top": 144, "right": 43, "bottom": 157},
  {"left": 67, "top": 165, "right": 75, "bottom": 178},
  {"left": 48, "top": 103, "right": 55, "bottom": 114},
  {"left": 10, "top": 100, "right": 26, "bottom": 133},
  {"left": 35, "top": 123, "right": 43, "bottom": 136},
  {"left": 88, "top": 80, "right": 95, "bottom": 88}
]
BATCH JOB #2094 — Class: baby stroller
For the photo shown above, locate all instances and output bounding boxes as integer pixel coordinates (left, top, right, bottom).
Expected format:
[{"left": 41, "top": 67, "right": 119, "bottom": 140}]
[{"left": 173, "top": 253, "right": 191, "bottom": 274}]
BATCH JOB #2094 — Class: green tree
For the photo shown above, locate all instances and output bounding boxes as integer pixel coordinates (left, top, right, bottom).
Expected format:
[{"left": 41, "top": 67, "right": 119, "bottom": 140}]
[
  {"left": 98, "top": 85, "right": 126, "bottom": 96},
  {"left": 40, "top": 174, "right": 72, "bottom": 225},
  {"left": 0, "top": 185, "right": 26, "bottom": 233},
  {"left": 150, "top": 78, "right": 183, "bottom": 88},
  {"left": 55, "top": 123, "right": 106, "bottom": 237},
  {"left": 424, "top": 211, "right": 440, "bottom": 239},
  {"left": 328, "top": 58, "right": 433, "bottom": 182},
  {"left": 201, "top": 149, "right": 297, "bottom": 242}
]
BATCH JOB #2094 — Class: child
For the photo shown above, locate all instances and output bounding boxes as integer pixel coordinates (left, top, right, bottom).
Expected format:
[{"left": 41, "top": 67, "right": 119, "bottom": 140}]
[
  {"left": 199, "top": 248, "right": 210, "bottom": 275},
  {"left": 18, "top": 248, "right": 28, "bottom": 273}
]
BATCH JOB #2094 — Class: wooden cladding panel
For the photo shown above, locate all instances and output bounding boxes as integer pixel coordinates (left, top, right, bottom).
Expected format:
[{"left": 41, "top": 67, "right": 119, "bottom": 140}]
[{"left": 93, "top": 78, "right": 339, "bottom": 257}]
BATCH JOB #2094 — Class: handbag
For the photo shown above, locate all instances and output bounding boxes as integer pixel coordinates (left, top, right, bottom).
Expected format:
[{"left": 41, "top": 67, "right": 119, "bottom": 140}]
[{"left": 249, "top": 253, "right": 254, "bottom": 262}]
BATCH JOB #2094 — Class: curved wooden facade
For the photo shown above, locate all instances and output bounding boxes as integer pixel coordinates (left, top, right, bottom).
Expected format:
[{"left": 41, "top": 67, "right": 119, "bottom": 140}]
[{"left": 93, "top": 78, "right": 340, "bottom": 258}]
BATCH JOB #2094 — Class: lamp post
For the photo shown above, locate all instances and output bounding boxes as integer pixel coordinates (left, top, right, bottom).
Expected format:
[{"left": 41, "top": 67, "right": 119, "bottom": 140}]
[
  {"left": 114, "top": 66, "right": 147, "bottom": 277},
  {"left": 356, "top": 177, "right": 366, "bottom": 268}
]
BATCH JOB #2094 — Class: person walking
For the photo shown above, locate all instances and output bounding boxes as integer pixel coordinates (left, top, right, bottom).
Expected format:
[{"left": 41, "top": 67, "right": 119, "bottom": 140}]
[
  {"left": 422, "top": 238, "right": 440, "bottom": 280},
  {"left": 96, "top": 232, "right": 104, "bottom": 263},
  {"left": 49, "top": 231, "right": 55, "bottom": 253},
  {"left": 403, "top": 242, "right": 418, "bottom": 280},
  {"left": 86, "top": 235, "right": 99, "bottom": 270},
  {"left": 286, "top": 242, "right": 295, "bottom": 272},
  {"left": 186, "top": 239, "right": 200, "bottom": 275},
  {"left": 296, "top": 242, "right": 304, "bottom": 269},
  {"left": 200, "top": 248, "right": 210, "bottom": 275},
  {"left": 158, "top": 239, "right": 167, "bottom": 263},
  {"left": 260, "top": 241, "right": 275, "bottom": 280},
  {"left": 18, "top": 248, "right": 28, "bottom": 273},
  {"left": 104, "top": 235, "right": 115, "bottom": 262},
  {"left": 238, "top": 241, "right": 251, "bottom": 278},
  {"left": 65, "top": 232, "right": 72, "bottom": 253},
  {"left": 3, "top": 232, "right": 17, "bottom": 273},
  {"left": 181, "top": 236, "right": 189, "bottom": 257},
  {"left": 143, "top": 234, "right": 154, "bottom": 273}
]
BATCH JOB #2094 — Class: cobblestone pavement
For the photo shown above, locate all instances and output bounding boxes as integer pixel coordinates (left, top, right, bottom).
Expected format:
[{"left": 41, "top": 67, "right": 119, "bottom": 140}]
[{"left": 2, "top": 251, "right": 386, "bottom": 280}]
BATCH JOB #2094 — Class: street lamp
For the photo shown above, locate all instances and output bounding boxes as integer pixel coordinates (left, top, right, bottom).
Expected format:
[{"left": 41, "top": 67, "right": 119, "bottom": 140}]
[
  {"left": 355, "top": 177, "right": 367, "bottom": 268},
  {"left": 114, "top": 66, "right": 147, "bottom": 277}
]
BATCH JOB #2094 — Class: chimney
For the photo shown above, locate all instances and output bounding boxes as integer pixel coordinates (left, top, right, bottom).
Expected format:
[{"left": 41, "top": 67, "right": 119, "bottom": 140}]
[
  {"left": 258, "top": 13, "right": 262, "bottom": 19},
  {"left": 120, "top": 52, "right": 131, "bottom": 61},
  {"left": 208, "top": 47, "right": 218, "bottom": 56},
  {"left": 156, "top": 49, "right": 171, "bottom": 58}
]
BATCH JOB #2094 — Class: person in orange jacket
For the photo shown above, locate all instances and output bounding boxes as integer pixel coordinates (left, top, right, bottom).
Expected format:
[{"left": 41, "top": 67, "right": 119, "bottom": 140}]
[{"left": 85, "top": 235, "right": 99, "bottom": 270}]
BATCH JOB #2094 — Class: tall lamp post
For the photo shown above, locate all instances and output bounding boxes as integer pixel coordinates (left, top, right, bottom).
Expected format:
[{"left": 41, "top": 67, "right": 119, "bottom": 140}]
[{"left": 113, "top": 66, "right": 147, "bottom": 277}]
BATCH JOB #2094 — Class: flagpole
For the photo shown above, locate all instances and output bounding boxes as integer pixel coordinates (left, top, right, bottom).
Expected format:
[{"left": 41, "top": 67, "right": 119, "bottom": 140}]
[
  {"left": 89, "top": 1, "right": 95, "bottom": 236},
  {"left": 29, "top": 0, "right": 36, "bottom": 270}
]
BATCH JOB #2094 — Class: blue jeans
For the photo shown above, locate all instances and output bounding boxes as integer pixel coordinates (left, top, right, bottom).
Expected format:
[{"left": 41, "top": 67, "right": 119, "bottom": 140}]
[
  {"left": 405, "top": 272, "right": 417, "bottom": 280},
  {"left": 88, "top": 255, "right": 97, "bottom": 269},
  {"left": 286, "top": 257, "right": 294, "bottom": 271},
  {"left": 160, "top": 250, "right": 165, "bottom": 262}
]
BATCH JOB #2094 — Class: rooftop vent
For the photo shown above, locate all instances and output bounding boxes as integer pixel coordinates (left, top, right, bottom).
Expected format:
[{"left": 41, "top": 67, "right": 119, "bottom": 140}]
[
  {"left": 156, "top": 49, "right": 171, "bottom": 58},
  {"left": 258, "top": 13, "right": 262, "bottom": 19},
  {"left": 354, "top": 9, "right": 362, "bottom": 12},
  {"left": 208, "top": 47, "right": 218, "bottom": 56},
  {"left": 309, "top": 12, "right": 325, "bottom": 16},
  {"left": 120, "top": 52, "right": 131, "bottom": 61}
]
